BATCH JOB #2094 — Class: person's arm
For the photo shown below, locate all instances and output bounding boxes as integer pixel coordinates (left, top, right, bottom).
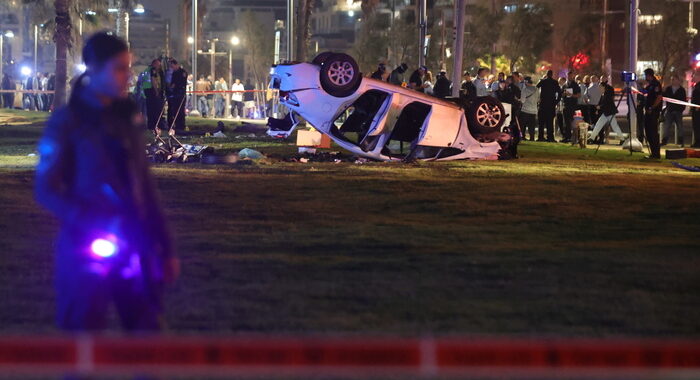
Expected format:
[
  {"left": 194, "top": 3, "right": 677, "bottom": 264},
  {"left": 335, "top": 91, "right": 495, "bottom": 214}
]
[{"left": 35, "top": 109, "right": 79, "bottom": 222}]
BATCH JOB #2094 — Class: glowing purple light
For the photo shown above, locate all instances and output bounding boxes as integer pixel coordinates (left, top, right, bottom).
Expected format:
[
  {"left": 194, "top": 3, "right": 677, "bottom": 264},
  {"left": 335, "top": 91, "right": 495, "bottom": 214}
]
[{"left": 91, "top": 238, "right": 117, "bottom": 258}]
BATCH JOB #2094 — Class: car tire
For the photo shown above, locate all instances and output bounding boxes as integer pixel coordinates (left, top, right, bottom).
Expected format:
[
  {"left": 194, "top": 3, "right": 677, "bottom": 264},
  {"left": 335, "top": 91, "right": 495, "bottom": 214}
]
[
  {"left": 311, "top": 51, "right": 335, "bottom": 66},
  {"left": 319, "top": 53, "right": 361, "bottom": 98},
  {"left": 467, "top": 96, "right": 506, "bottom": 134}
]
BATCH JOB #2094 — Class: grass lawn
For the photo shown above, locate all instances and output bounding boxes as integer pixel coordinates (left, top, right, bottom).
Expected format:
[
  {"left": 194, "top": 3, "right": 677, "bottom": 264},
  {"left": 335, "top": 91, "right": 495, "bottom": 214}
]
[{"left": 0, "top": 109, "right": 699, "bottom": 336}]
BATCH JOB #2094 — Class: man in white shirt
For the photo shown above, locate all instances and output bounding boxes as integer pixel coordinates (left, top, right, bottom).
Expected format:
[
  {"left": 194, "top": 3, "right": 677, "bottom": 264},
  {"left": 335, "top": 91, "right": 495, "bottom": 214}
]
[
  {"left": 586, "top": 75, "right": 602, "bottom": 125},
  {"left": 231, "top": 78, "right": 245, "bottom": 119},
  {"left": 474, "top": 68, "right": 490, "bottom": 98}
]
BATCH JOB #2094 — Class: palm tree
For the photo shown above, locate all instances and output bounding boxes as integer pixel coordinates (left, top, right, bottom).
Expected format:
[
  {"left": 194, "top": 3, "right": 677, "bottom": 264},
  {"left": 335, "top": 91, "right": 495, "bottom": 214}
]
[
  {"left": 53, "top": 0, "right": 72, "bottom": 108},
  {"left": 24, "top": 0, "right": 108, "bottom": 108},
  {"left": 295, "top": 0, "right": 314, "bottom": 62}
]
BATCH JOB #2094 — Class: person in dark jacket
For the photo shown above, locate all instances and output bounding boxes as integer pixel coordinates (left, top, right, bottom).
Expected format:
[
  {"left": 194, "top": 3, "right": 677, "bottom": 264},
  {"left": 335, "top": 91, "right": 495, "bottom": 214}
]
[
  {"left": 692, "top": 72, "right": 700, "bottom": 147},
  {"left": 588, "top": 76, "right": 625, "bottom": 143},
  {"left": 1, "top": 73, "right": 14, "bottom": 108},
  {"left": 370, "top": 63, "right": 386, "bottom": 80},
  {"left": 643, "top": 68, "right": 663, "bottom": 159},
  {"left": 536, "top": 70, "right": 561, "bottom": 142},
  {"left": 387, "top": 63, "right": 408, "bottom": 86},
  {"left": 561, "top": 71, "right": 581, "bottom": 143},
  {"left": 166, "top": 59, "right": 188, "bottom": 131},
  {"left": 661, "top": 75, "right": 686, "bottom": 146},
  {"left": 408, "top": 66, "right": 426, "bottom": 92},
  {"left": 460, "top": 71, "right": 477, "bottom": 100},
  {"left": 34, "top": 33, "right": 179, "bottom": 331},
  {"left": 433, "top": 70, "right": 452, "bottom": 98},
  {"left": 143, "top": 59, "right": 166, "bottom": 130}
]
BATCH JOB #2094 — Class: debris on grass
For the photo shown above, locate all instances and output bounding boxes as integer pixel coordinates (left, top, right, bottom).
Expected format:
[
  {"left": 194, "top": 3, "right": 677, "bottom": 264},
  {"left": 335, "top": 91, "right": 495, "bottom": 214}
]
[{"left": 239, "top": 148, "right": 265, "bottom": 160}]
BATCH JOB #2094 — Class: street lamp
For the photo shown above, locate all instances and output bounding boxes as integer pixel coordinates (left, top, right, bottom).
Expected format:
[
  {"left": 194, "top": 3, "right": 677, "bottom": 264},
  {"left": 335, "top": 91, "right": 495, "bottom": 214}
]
[
  {"left": 187, "top": 36, "right": 194, "bottom": 45},
  {"left": 134, "top": 4, "right": 145, "bottom": 14},
  {"left": 0, "top": 30, "right": 15, "bottom": 79}
]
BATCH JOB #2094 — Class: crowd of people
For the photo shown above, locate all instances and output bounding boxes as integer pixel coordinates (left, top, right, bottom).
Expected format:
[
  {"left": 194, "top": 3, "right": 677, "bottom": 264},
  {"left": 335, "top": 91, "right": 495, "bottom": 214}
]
[
  {"left": 0, "top": 71, "right": 55, "bottom": 111},
  {"left": 191, "top": 74, "right": 248, "bottom": 119},
  {"left": 368, "top": 62, "right": 700, "bottom": 155}
]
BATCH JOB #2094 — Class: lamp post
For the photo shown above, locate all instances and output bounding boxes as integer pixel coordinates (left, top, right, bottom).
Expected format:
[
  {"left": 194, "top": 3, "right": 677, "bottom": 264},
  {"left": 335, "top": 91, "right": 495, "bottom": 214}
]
[
  {"left": 622, "top": 0, "right": 643, "bottom": 152},
  {"left": 227, "top": 35, "right": 240, "bottom": 118},
  {"left": 0, "top": 30, "right": 15, "bottom": 80},
  {"left": 451, "top": 0, "right": 466, "bottom": 97},
  {"left": 191, "top": 0, "right": 199, "bottom": 116}
]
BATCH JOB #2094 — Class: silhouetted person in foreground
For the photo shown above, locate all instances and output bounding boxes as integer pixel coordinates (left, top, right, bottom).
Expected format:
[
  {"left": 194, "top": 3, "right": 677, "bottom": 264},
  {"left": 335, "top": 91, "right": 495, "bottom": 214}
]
[{"left": 35, "top": 32, "right": 179, "bottom": 331}]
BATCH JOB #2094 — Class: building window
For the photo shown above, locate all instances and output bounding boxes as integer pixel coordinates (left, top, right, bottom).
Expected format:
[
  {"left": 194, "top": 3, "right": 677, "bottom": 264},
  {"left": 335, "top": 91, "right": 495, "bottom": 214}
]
[{"left": 639, "top": 14, "right": 663, "bottom": 26}]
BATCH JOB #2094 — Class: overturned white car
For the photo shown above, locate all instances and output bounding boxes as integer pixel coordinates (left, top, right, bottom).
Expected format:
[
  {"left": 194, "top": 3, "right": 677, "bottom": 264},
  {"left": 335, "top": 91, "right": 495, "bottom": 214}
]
[{"left": 267, "top": 52, "right": 514, "bottom": 161}]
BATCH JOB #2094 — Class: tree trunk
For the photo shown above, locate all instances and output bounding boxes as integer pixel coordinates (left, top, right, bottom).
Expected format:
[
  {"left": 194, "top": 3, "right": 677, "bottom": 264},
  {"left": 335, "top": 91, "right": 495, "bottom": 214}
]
[
  {"left": 53, "top": 0, "right": 72, "bottom": 109},
  {"left": 295, "top": 0, "right": 313, "bottom": 62}
]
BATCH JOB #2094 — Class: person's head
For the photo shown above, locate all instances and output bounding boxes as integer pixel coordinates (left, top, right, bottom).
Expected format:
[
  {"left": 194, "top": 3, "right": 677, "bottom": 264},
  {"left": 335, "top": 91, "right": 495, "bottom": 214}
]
[
  {"left": 151, "top": 59, "right": 161, "bottom": 70},
  {"left": 477, "top": 67, "right": 489, "bottom": 78},
  {"left": 187, "top": 74, "right": 193, "bottom": 81},
  {"left": 235, "top": 78, "right": 241, "bottom": 84},
  {"left": 499, "top": 80, "right": 507, "bottom": 90},
  {"left": 418, "top": 65, "right": 427, "bottom": 75},
  {"left": 558, "top": 77, "right": 567, "bottom": 86},
  {"left": 546, "top": 70, "right": 553, "bottom": 79},
  {"left": 207, "top": 75, "right": 213, "bottom": 81},
  {"left": 671, "top": 74, "right": 681, "bottom": 87},
  {"left": 574, "top": 74, "right": 581, "bottom": 83},
  {"left": 567, "top": 71, "right": 576, "bottom": 80},
  {"left": 76, "top": 32, "right": 130, "bottom": 101},
  {"left": 199, "top": 75, "right": 205, "bottom": 81},
  {"left": 397, "top": 63, "right": 408, "bottom": 73},
  {"left": 505, "top": 75, "right": 513, "bottom": 85},
  {"left": 463, "top": 71, "right": 472, "bottom": 81},
  {"left": 378, "top": 63, "right": 386, "bottom": 72},
  {"left": 644, "top": 68, "right": 655, "bottom": 82},
  {"left": 524, "top": 76, "right": 533, "bottom": 86},
  {"left": 583, "top": 75, "right": 590, "bottom": 85},
  {"left": 169, "top": 59, "right": 179, "bottom": 70},
  {"left": 600, "top": 75, "right": 609, "bottom": 84},
  {"left": 590, "top": 74, "right": 599, "bottom": 84},
  {"left": 512, "top": 72, "right": 521, "bottom": 83},
  {"left": 36, "top": 72, "right": 43, "bottom": 78},
  {"left": 497, "top": 72, "right": 505, "bottom": 80},
  {"left": 424, "top": 70, "right": 433, "bottom": 82}
]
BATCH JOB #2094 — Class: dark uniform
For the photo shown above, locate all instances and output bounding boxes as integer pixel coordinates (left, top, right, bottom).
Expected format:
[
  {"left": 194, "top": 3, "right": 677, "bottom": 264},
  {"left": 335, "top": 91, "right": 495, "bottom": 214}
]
[
  {"left": 643, "top": 77, "right": 662, "bottom": 158},
  {"left": 536, "top": 76, "right": 561, "bottom": 141},
  {"left": 143, "top": 64, "right": 166, "bottom": 130},
  {"left": 35, "top": 88, "right": 174, "bottom": 331},
  {"left": 167, "top": 66, "right": 188, "bottom": 131},
  {"left": 562, "top": 79, "right": 581, "bottom": 142},
  {"left": 433, "top": 73, "right": 452, "bottom": 98},
  {"left": 692, "top": 83, "right": 700, "bottom": 147},
  {"left": 461, "top": 80, "right": 477, "bottom": 101}
]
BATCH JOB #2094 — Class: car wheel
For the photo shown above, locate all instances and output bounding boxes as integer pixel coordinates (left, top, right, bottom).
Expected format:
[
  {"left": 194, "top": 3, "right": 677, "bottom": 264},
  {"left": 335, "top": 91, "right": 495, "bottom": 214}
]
[
  {"left": 319, "top": 53, "right": 361, "bottom": 98},
  {"left": 311, "top": 51, "right": 335, "bottom": 66},
  {"left": 468, "top": 96, "right": 506, "bottom": 134}
]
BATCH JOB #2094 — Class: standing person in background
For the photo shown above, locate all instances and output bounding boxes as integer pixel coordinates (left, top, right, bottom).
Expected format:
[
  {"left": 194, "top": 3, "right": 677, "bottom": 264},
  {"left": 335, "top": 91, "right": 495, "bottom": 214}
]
[
  {"left": 46, "top": 73, "right": 55, "bottom": 111},
  {"left": 661, "top": 75, "right": 686, "bottom": 146},
  {"left": 142, "top": 59, "right": 166, "bottom": 130},
  {"left": 388, "top": 63, "right": 408, "bottom": 86},
  {"left": 636, "top": 79, "right": 646, "bottom": 143},
  {"left": 206, "top": 75, "right": 215, "bottom": 118},
  {"left": 561, "top": 71, "right": 581, "bottom": 143},
  {"left": 536, "top": 70, "right": 561, "bottom": 142},
  {"left": 432, "top": 70, "right": 452, "bottom": 98},
  {"left": 519, "top": 77, "right": 539, "bottom": 141},
  {"left": 422, "top": 71, "right": 434, "bottom": 95},
  {"left": 34, "top": 32, "right": 178, "bottom": 332},
  {"left": 185, "top": 74, "right": 193, "bottom": 113},
  {"left": 460, "top": 71, "right": 476, "bottom": 100},
  {"left": 643, "top": 68, "right": 662, "bottom": 159},
  {"left": 40, "top": 72, "right": 50, "bottom": 111},
  {"left": 555, "top": 77, "right": 567, "bottom": 140},
  {"left": 370, "top": 63, "right": 386, "bottom": 80},
  {"left": 578, "top": 75, "right": 591, "bottom": 124},
  {"left": 23, "top": 72, "right": 36, "bottom": 110},
  {"left": 586, "top": 75, "right": 602, "bottom": 126},
  {"left": 214, "top": 78, "right": 227, "bottom": 118},
  {"left": 231, "top": 78, "right": 245, "bottom": 119},
  {"left": 35, "top": 72, "right": 45, "bottom": 111},
  {"left": 1, "top": 73, "right": 14, "bottom": 109},
  {"left": 474, "top": 68, "right": 490, "bottom": 97},
  {"left": 166, "top": 59, "right": 188, "bottom": 131},
  {"left": 408, "top": 66, "right": 427, "bottom": 92},
  {"left": 491, "top": 72, "right": 505, "bottom": 95},
  {"left": 195, "top": 75, "right": 210, "bottom": 117},
  {"left": 691, "top": 72, "right": 700, "bottom": 147}
]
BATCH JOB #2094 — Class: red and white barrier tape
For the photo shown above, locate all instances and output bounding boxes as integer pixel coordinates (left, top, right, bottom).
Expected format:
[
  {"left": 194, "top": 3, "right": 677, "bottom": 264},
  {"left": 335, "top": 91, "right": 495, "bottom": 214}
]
[
  {"left": 630, "top": 87, "right": 700, "bottom": 109},
  {"left": 0, "top": 336, "right": 699, "bottom": 378},
  {"left": 0, "top": 89, "right": 55, "bottom": 94}
]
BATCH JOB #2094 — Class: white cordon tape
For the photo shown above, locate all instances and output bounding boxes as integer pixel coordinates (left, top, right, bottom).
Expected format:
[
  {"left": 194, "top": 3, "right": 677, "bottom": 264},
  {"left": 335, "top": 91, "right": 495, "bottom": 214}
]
[
  {"left": 630, "top": 87, "right": 700, "bottom": 109},
  {"left": 0, "top": 336, "right": 699, "bottom": 378}
]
